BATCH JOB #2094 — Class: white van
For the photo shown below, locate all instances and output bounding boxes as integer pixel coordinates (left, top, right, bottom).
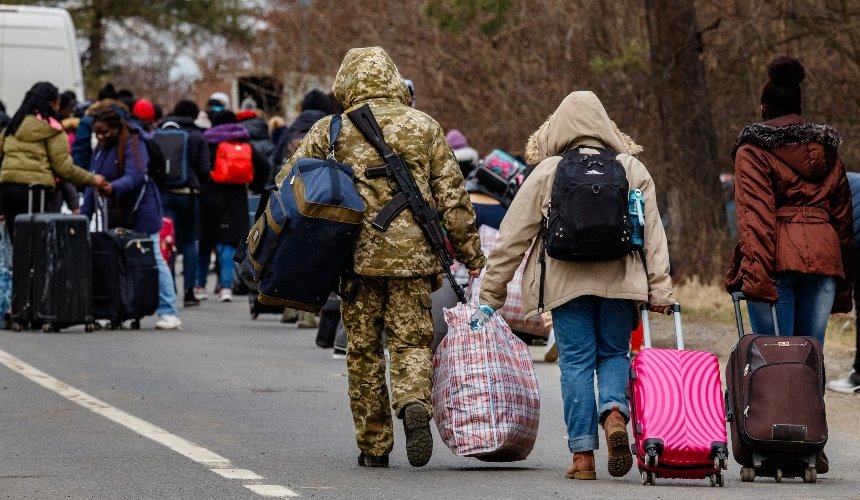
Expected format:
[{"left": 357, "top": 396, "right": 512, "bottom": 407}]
[{"left": 0, "top": 5, "right": 83, "bottom": 114}]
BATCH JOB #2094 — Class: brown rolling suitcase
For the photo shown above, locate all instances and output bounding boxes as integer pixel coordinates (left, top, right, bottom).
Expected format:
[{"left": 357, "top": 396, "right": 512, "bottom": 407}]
[{"left": 726, "top": 292, "right": 827, "bottom": 483}]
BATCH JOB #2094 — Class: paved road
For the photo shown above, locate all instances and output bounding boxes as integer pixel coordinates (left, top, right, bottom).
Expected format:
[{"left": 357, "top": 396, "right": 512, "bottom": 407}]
[{"left": 0, "top": 297, "right": 858, "bottom": 499}]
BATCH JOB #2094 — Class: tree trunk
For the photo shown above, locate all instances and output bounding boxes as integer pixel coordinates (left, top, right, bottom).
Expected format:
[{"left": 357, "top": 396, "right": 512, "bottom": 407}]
[
  {"left": 85, "top": 0, "right": 107, "bottom": 90},
  {"left": 645, "top": 0, "right": 728, "bottom": 281}
]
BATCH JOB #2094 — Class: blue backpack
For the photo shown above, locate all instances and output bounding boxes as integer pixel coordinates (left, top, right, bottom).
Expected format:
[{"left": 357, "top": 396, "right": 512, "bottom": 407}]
[{"left": 242, "top": 116, "right": 365, "bottom": 312}]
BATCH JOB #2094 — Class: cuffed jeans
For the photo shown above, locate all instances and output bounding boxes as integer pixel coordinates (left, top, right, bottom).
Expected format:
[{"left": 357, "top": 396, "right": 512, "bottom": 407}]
[
  {"left": 747, "top": 271, "right": 836, "bottom": 344},
  {"left": 161, "top": 192, "right": 199, "bottom": 293},
  {"left": 150, "top": 233, "right": 178, "bottom": 317},
  {"left": 551, "top": 295, "right": 636, "bottom": 453}
]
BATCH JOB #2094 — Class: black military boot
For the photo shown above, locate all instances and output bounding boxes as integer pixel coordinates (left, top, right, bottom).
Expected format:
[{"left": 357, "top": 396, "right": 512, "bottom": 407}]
[
  {"left": 357, "top": 452, "right": 389, "bottom": 468},
  {"left": 402, "top": 403, "right": 432, "bottom": 467}
]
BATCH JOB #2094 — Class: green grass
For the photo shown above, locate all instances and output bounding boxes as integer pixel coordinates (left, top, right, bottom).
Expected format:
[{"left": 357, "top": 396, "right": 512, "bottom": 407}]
[{"left": 675, "top": 277, "right": 855, "bottom": 350}]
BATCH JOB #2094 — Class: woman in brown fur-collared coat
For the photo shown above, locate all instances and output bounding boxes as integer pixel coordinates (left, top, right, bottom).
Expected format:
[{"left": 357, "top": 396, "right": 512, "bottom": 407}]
[{"left": 726, "top": 55, "right": 853, "bottom": 344}]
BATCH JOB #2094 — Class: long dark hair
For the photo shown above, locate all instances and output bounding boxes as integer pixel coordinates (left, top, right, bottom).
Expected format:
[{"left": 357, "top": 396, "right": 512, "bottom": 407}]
[
  {"left": 93, "top": 107, "right": 141, "bottom": 175},
  {"left": 4, "top": 81, "right": 59, "bottom": 137}
]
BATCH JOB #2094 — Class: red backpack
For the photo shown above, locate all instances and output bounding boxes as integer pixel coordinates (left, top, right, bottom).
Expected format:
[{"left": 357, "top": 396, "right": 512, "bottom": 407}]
[{"left": 211, "top": 141, "right": 254, "bottom": 184}]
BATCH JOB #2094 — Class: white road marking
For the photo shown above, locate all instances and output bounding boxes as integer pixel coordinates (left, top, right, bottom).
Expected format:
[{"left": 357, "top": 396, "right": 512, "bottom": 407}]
[
  {"left": 210, "top": 468, "right": 264, "bottom": 480},
  {"left": 245, "top": 485, "right": 300, "bottom": 497},
  {"left": 0, "top": 348, "right": 298, "bottom": 498}
]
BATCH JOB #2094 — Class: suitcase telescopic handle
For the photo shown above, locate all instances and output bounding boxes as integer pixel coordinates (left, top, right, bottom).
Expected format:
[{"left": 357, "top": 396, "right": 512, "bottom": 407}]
[
  {"left": 731, "top": 292, "right": 780, "bottom": 338},
  {"left": 639, "top": 302, "right": 683, "bottom": 350}
]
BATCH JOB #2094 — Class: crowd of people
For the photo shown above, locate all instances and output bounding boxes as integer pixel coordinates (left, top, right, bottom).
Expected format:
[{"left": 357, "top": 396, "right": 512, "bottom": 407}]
[
  {"left": 0, "top": 81, "right": 344, "bottom": 330},
  {"left": 0, "top": 46, "right": 857, "bottom": 480}
]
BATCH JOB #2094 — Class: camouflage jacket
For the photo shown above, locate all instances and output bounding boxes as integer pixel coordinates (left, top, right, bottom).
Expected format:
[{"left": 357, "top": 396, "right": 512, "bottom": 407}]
[{"left": 274, "top": 47, "right": 484, "bottom": 277}]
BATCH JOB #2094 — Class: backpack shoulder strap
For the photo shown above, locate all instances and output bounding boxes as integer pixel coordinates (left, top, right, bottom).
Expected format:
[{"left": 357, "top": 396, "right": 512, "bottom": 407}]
[{"left": 327, "top": 115, "right": 342, "bottom": 160}]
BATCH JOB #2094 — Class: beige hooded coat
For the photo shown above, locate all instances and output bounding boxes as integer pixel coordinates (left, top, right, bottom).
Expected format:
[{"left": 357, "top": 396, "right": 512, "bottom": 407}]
[{"left": 478, "top": 91, "right": 674, "bottom": 317}]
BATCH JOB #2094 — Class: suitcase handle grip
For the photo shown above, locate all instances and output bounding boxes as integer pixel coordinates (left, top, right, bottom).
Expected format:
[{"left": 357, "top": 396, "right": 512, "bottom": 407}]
[
  {"left": 731, "top": 292, "right": 780, "bottom": 338},
  {"left": 639, "top": 302, "right": 683, "bottom": 350}
]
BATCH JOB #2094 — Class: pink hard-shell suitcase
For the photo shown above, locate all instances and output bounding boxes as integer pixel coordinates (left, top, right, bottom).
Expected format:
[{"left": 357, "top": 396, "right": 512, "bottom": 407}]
[{"left": 628, "top": 303, "right": 729, "bottom": 486}]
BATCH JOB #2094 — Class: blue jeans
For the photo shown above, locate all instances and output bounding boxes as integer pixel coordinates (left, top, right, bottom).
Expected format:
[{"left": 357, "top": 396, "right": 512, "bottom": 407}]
[
  {"left": 161, "top": 192, "right": 199, "bottom": 293},
  {"left": 150, "top": 233, "right": 178, "bottom": 317},
  {"left": 747, "top": 271, "right": 836, "bottom": 344},
  {"left": 195, "top": 243, "right": 235, "bottom": 290},
  {"left": 551, "top": 295, "right": 636, "bottom": 453},
  {"left": 214, "top": 244, "right": 235, "bottom": 290}
]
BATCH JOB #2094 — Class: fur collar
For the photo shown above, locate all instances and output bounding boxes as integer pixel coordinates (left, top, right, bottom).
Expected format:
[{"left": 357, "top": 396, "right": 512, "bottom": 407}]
[{"left": 734, "top": 121, "right": 842, "bottom": 155}]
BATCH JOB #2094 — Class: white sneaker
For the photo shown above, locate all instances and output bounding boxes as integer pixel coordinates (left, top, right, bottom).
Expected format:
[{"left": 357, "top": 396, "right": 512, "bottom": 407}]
[
  {"left": 219, "top": 288, "right": 233, "bottom": 302},
  {"left": 193, "top": 287, "right": 209, "bottom": 300},
  {"left": 155, "top": 315, "right": 182, "bottom": 330},
  {"left": 827, "top": 370, "right": 860, "bottom": 394}
]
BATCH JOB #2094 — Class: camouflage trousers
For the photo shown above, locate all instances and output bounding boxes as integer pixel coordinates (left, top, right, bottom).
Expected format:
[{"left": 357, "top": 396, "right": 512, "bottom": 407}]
[{"left": 340, "top": 275, "right": 435, "bottom": 457}]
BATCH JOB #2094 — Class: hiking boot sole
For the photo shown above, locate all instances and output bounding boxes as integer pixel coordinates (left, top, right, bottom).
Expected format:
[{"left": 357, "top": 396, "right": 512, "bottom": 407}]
[
  {"left": 606, "top": 428, "right": 633, "bottom": 477},
  {"left": 403, "top": 404, "right": 432, "bottom": 467}
]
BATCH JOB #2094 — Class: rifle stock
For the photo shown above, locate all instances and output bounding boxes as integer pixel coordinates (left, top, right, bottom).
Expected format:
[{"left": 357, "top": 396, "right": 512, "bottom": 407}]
[{"left": 347, "top": 104, "right": 467, "bottom": 303}]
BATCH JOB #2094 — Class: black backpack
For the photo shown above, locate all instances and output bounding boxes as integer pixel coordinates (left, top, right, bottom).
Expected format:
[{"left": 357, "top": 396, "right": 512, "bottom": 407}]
[
  {"left": 543, "top": 147, "right": 632, "bottom": 261},
  {"left": 151, "top": 122, "right": 189, "bottom": 188},
  {"left": 142, "top": 136, "right": 167, "bottom": 188}
]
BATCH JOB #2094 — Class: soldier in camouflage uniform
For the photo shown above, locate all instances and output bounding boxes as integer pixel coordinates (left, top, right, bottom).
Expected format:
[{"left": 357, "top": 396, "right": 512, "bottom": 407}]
[{"left": 275, "top": 47, "right": 485, "bottom": 468}]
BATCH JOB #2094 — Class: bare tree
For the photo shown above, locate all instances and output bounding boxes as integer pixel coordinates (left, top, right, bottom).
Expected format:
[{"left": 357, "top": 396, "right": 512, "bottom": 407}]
[{"left": 645, "top": 0, "right": 728, "bottom": 279}]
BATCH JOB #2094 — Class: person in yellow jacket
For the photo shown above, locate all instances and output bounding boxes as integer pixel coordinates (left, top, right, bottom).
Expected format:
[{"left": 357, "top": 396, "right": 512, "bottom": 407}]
[{"left": 0, "top": 81, "right": 106, "bottom": 240}]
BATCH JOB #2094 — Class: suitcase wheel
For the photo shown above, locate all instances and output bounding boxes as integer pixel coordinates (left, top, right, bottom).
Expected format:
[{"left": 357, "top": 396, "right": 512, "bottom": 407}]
[
  {"left": 803, "top": 466, "right": 817, "bottom": 483},
  {"left": 645, "top": 448, "right": 659, "bottom": 467},
  {"left": 714, "top": 450, "right": 728, "bottom": 471},
  {"left": 640, "top": 470, "right": 655, "bottom": 485},
  {"left": 741, "top": 467, "right": 755, "bottom": 482},
  {"left": 710, "top": 473, "right": 724, "bottom": 487}
]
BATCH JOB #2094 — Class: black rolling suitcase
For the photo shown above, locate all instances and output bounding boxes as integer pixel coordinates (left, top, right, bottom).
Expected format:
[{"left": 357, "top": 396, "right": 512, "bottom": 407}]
[
  {"left": 91, "top": 197, "right": 159, "bottom": 329},
  {"left": 726, "top": 292, "right": 827, "bottom": 483},
  {"left": 11, "top": 213, "right": 93, "bottom": 332},
  {"left": 91, "top": 229, "right": 159, "bottom": 329}
]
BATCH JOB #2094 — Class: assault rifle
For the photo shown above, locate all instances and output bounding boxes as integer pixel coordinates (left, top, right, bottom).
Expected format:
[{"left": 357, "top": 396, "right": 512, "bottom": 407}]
[{"left": 347, "top": 104, "right": 467, "bottom": 303}]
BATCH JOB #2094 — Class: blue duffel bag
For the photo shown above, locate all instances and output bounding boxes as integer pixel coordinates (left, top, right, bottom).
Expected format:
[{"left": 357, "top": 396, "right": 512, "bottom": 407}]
[{"left": 245, "top": 116, "right": 365, "bottom": 312}]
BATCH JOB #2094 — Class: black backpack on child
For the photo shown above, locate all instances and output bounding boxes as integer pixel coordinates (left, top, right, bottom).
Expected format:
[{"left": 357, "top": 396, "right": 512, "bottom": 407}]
[{"left": 542, "top": 146, "right": 632, "bottom": 261}]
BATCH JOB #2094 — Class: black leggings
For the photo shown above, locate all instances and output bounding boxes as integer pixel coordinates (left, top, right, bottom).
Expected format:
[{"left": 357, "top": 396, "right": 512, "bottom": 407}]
[{"left": 0, "top": 184, "right": 55, "bottom": 243}]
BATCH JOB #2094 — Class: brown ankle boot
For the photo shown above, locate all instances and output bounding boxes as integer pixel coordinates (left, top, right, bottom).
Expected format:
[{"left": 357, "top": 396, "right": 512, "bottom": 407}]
[
  {"left": 603, "top": 407, "right": 633, "bottom": 477},
  {"left": 565, "top": 451, "right": 596, "bottom": 480}
]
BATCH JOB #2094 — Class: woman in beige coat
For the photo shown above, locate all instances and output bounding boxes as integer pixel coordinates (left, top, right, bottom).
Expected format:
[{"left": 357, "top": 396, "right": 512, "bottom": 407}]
[{"left": 473, "top": 91, "right": 674, "bottom": 480}]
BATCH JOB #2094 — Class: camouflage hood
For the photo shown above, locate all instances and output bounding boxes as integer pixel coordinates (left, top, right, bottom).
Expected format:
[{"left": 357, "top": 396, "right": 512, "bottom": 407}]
[
  {"left": 524, "top": 91, "right": 643, "bottom": 165},
  {"left": 332, "top": 46, "right": 411, "bottom": 110}
]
